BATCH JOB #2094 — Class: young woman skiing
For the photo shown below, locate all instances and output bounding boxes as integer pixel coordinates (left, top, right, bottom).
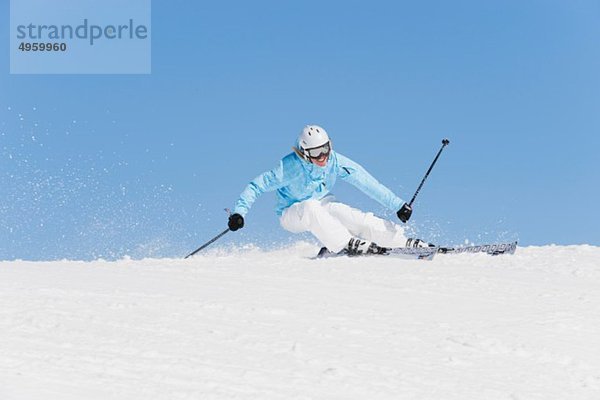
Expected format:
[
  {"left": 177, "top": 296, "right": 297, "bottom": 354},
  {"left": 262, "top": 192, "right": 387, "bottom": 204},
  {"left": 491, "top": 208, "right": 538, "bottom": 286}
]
[{"left": 228, "top": 125, "right": 416, "bottom": 255}]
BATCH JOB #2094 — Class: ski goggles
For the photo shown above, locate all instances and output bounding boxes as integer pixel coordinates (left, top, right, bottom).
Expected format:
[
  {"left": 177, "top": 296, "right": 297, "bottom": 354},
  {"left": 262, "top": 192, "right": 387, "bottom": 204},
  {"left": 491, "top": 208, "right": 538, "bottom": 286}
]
[{"left": 305, "top": 142, "right": 331, "bottom": 159}]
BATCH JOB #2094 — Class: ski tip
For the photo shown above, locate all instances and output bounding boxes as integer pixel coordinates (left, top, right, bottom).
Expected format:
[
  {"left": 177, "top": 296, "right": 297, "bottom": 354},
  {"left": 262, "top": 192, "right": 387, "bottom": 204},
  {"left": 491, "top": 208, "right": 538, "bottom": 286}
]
[
  {"left": 436, "top": 241, "right": 518, "bottom": 256},
  {"left": 489, "top": 241, "right": 518, "bottom": 256},
  {"left": 316, "top": 247, "right": 331, "bottom": 258}
]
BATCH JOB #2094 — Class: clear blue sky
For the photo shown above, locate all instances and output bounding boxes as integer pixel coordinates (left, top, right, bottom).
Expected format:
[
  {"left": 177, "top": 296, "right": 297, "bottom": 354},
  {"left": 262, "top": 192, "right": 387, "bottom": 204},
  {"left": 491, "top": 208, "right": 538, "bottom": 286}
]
[{"left": 1, "top": 0, "right": 599, "bottom": 260}]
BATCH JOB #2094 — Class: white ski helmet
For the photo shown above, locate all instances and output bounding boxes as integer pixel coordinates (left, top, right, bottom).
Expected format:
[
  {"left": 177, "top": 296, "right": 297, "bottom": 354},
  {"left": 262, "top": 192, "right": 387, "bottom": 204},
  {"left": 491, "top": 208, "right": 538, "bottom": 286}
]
[{"left": 298, "top": 125, "right": 331, "bottom": 159}]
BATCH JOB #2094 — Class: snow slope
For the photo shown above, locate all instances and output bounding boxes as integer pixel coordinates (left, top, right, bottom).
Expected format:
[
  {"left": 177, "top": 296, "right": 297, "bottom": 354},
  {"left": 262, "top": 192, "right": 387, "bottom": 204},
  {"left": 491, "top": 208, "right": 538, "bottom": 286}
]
[{"left": 1, "top": 243, "right": 599, "bottom": 400}]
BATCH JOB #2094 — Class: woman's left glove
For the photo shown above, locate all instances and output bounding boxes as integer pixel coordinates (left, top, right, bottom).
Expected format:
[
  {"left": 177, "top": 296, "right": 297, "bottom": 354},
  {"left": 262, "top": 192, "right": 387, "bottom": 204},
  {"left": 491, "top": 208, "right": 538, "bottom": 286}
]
[
  {"left": 228, "top": 213, "right": 245, "bottom": 231},
  {"left": 397, "top": 203, "right": 412, "bottom": 223}
]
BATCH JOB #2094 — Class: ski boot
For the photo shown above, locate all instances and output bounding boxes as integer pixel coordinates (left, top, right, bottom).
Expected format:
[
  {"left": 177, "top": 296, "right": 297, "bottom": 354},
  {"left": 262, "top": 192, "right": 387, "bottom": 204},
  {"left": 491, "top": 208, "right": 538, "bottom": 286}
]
[
  {"left": 344, "top": 238, "right": 387, "bottom": 256},
  {"left": 405, "top": 238, "right": 436, "bottom": 248},
  {"left": 405, "top": 238, "right": 450, "bottom": 253},
  {"left": 316, "top": 238, "right": 387, "bottom": 258}
]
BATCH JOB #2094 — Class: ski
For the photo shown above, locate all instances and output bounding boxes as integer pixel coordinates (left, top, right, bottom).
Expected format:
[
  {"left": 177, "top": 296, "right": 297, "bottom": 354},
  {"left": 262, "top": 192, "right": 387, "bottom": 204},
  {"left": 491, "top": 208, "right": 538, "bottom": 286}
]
[
  {"left": 315, "top": 246, "right": 438, "bottom": 260},
  {"left": 314, "top": 241, "right": 517, "bottom": 260},
  {"left": 437, "top": 241, "right": 518, "bottom": 256},
  {"left": 386, "top": 246, "right": 439, "bottom": 260}
]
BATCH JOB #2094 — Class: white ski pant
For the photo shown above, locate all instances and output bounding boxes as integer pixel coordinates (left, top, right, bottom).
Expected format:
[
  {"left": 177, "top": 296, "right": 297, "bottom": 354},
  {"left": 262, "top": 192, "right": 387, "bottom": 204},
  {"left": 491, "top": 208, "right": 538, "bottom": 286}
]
[{"left": 279, "top": 198, "right": 407, "bottom": 253}]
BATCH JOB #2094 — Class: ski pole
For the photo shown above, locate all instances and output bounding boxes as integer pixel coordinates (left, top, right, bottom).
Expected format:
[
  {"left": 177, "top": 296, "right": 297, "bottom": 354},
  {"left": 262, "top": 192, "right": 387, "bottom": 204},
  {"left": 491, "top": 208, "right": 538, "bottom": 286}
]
[
  {"left": 184, "top": 228, "right": 230, "bottom": 259},
  {"left": 408, "top": 138, "right": 449, "bottom": 207}
]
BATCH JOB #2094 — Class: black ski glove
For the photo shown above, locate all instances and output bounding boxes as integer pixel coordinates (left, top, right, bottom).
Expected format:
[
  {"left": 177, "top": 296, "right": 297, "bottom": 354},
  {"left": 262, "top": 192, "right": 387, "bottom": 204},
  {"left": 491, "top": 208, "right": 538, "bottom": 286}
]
[
  {"left": 228, "top": 213, "right": 244, "bottom": 231},
  {"left": 397, "top": 203, "right": 412, "bottom": 223}
]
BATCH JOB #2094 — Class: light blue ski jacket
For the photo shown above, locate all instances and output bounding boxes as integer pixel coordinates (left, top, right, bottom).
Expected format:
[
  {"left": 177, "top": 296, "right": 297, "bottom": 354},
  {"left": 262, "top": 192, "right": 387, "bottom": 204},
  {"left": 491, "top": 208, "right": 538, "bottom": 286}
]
[{"left": 233, "top": 150, "right": 404, "bottom": 217}]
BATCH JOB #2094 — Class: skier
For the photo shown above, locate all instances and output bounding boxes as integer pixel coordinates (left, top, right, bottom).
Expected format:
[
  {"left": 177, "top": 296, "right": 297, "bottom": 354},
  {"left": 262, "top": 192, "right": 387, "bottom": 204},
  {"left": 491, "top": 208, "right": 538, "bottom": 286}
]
[{"left": 228, "top": 125, "right": 417, "bottom": 256}]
